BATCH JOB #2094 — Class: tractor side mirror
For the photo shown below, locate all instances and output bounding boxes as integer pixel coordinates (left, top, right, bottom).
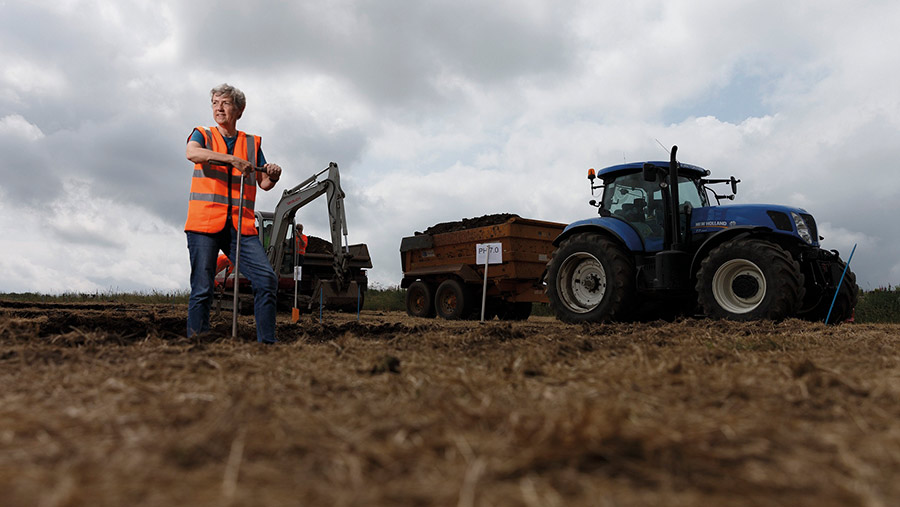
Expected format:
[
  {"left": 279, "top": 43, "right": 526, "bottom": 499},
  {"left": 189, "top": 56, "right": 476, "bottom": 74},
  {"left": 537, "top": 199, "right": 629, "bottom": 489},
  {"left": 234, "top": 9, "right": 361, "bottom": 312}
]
[
  {"left": 642, "top": 163, "right": 658, "bottom": 182},
  {"left": 730, "top": 176, "right": 741, "bottom": 195}
]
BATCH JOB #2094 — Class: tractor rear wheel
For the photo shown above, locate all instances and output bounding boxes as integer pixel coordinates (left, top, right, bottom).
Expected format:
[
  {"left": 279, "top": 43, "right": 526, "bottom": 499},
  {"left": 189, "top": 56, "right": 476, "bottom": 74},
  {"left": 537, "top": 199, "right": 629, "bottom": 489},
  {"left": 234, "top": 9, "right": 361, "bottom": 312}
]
[
  {"left": 696, "top": 238, "right": 804, "bottom": 321},
  {"left": 405, "top": 281, "right": 435, "bottom": 318},
  {"left": 546, "top": 233, "right": 635, "bottom": 323},
  {"left": 435, "top": 279, "right": 469, "bottom": 320}
]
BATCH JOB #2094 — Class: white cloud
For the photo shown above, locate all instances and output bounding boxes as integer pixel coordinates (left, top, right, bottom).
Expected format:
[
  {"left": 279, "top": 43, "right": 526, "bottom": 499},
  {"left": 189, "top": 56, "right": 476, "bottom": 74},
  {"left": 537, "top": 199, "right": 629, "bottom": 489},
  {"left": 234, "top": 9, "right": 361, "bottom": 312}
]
[
  {"left": 0, "top": 114, "right": 45, "bottom": 141},
  {"left": 1, "top": 60, "right": 66, "bottom": 98}
]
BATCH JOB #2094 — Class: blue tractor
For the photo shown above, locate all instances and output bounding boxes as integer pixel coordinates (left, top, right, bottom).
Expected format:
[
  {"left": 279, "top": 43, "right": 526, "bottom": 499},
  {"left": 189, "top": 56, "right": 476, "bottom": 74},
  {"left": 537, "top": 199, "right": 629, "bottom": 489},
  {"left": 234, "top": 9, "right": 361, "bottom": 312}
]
[{"left": 546, "top": 146, "right": 858, "bottom": 323}]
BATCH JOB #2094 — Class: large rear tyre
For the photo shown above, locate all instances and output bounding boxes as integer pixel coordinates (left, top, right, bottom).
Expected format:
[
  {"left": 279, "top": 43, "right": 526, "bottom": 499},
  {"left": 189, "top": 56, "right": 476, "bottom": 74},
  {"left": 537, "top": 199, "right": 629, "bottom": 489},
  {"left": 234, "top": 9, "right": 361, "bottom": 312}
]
[
  {"left": 435, "top": 279, "right": 469, "bottom": 320},
  {"left": 696, "top": 238, "right": 804, "bottom": 321},
  {"left": 546, "top": 233, "right": 635, "bottom": 323},
  {"left": 406, "top": 281, "right": 435, "bottom": 318}
]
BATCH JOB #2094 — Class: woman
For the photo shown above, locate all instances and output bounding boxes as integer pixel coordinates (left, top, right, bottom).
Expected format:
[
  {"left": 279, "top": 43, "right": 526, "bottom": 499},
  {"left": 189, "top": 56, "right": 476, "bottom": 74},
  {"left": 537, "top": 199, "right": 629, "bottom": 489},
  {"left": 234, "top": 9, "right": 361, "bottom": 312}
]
[{"left": 184, "top": 83, "right": 283, "bottom": 343}]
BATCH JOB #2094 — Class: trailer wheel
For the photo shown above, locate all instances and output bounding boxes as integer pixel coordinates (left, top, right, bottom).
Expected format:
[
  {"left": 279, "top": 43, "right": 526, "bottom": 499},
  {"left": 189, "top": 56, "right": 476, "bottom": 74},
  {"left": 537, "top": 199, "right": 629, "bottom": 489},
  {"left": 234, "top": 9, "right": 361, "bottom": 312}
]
[
  {"left": 406, "top": 281, "right": 435, "bottom": 318},
  {"left": 481, "top": 297, "right": 502, "bottom": 320},
  {"left": 546, "top": 233, "right": 635, "bottom": 323},
  {"left": 498, "top": 301, "right": 532, "bottom": 321},
  {"left": 435, "top": 279, "right": 468, "bottom": 320},
  {"left": 511, "top": 302, "right": 532, "bottom": 321},
  {"left": 696, "top": 238, "right": 803, "bottom": 321}
]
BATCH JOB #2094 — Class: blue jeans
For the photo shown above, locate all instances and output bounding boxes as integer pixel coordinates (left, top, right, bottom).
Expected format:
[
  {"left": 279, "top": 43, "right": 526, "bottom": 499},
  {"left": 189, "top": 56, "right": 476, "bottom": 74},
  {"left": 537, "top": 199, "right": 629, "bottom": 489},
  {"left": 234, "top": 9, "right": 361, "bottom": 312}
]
[{"left": 186, "top": 225, "right": 278, "bottom": 343}]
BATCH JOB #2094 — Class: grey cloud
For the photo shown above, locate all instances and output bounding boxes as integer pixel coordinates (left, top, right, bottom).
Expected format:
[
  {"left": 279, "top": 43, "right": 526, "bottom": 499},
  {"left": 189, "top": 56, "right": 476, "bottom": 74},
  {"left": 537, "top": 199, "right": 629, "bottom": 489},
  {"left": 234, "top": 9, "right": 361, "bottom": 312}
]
[
  {"left": 49, "top": 225, "right": 123, "bottom": 249},
  {"left": 0, "top": 135, "right": 64, "bottom": 206},
  {"left": 1, "top": 115, "right": 187, "bottom": 227},
  {"left": 266, "top": 116, "right": 368, "bottom": 174},
  {"left": 0, "top": 4, "right": 169, "bottom": 131},
  {"left": 177, "top": 1, "right": 576, "bottom": 106}
]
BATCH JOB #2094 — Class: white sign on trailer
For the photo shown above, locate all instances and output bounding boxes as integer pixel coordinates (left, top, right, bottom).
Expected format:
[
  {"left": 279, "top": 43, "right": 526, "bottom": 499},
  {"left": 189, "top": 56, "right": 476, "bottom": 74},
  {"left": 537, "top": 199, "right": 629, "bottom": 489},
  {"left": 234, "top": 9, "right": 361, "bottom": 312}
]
[
  {"left": 476, "top": 243, "right": 503, "bottom": 321},
  {"left": 475, "top": 243, "right": 503, "bottom": 265}
]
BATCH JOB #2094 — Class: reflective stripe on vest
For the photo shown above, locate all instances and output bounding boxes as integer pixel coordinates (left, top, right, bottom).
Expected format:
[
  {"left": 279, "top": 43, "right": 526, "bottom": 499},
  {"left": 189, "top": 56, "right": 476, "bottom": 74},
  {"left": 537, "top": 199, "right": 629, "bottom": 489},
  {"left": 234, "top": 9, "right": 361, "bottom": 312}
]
[
  {"left": 184, "top": 127, "right": 261, "bottom": 235},
  {"left": 187, "top": 191, "right": 256, "bottom": 209}
]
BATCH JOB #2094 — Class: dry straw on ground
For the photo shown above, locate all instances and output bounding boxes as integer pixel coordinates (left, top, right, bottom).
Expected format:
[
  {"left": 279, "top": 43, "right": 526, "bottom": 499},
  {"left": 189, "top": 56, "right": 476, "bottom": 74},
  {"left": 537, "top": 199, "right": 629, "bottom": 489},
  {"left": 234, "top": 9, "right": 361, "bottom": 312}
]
[{"left": 1, "top": 300, "right": 899, "bottom": 506}]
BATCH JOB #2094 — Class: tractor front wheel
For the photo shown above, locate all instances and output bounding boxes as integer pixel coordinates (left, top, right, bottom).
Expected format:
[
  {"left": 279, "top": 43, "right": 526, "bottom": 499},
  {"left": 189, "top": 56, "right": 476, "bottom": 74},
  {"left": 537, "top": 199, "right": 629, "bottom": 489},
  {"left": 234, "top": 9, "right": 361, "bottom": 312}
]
[
  {"left": 822, "top": 267, "right": 859, "bottom": 323},
  {"left": 798, "top": 261, "right": 859, "bottom": 324},
  {"left": 546, "top": 233, "right": 635, "bottom": 323},
  {"left": 696, "top": 238, "right": 804, "bottom": 321}
]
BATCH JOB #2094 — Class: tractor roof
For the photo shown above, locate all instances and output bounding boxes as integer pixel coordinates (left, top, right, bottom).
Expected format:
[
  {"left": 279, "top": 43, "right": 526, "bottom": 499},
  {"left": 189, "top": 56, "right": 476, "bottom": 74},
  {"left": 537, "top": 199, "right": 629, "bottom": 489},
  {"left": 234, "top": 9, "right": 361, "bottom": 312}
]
[{"left": 597, "top": 161, "right": 710, "bottom": 180}]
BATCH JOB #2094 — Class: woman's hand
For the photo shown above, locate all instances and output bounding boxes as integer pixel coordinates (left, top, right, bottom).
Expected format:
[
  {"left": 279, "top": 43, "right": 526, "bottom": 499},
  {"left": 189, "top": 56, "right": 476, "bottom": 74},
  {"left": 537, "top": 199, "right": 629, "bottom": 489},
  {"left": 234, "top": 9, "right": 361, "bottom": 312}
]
[
  {"left": 232, "top": 157, "right": 253, "bottom": 175},
  {"left": 264, "top": 163, "right": 282, "bottom": 181},
  {"left": 258, "top": 163, "right": 282, "bottom": 190}
]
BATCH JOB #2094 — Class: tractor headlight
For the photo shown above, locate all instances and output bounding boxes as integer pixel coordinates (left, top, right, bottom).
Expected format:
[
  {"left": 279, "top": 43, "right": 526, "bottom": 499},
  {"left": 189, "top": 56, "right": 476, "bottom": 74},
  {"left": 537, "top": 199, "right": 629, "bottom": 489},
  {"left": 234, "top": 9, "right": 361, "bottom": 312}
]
[{"left": 792, "top": 212, "right": 812, "bottom": 244}]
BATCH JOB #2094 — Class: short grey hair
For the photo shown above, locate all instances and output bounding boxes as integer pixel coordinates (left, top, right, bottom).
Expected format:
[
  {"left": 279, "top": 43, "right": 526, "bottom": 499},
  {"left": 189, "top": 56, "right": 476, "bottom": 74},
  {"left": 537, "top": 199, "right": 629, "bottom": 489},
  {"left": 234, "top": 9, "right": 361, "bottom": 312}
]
[{"left": 210, "top": 83, "right": 246, "bottom": 113}]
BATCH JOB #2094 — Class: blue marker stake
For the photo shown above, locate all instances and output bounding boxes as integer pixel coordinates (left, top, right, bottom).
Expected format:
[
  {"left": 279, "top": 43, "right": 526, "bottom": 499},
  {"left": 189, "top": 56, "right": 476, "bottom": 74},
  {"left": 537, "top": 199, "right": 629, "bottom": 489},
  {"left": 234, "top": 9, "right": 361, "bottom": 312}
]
[{"left": 825, "top": 243, "right": 857, "bottom": 324}]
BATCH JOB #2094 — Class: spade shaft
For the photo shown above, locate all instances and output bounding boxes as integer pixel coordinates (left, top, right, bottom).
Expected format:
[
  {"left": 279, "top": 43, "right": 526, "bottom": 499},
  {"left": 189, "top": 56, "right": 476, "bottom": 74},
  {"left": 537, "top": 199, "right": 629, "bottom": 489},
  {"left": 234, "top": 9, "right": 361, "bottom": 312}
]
[{"left": 232, "top": 173, "right": 246, "bottom": 339}]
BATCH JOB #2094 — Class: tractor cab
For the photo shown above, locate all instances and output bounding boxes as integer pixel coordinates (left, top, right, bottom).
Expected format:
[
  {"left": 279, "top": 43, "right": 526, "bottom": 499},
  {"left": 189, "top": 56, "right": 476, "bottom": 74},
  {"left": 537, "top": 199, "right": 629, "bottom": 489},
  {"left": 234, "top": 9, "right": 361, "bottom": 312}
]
[{"left": 590, "top": 161, "right": 709, "bottom": 252}]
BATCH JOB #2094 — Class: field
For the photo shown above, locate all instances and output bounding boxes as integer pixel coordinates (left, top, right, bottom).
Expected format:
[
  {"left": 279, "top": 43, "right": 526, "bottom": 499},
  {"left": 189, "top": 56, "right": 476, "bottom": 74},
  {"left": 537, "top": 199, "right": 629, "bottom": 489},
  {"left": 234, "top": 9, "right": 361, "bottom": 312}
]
[{"left": 2, "top": 299, "right": 900, "bottom": 506}]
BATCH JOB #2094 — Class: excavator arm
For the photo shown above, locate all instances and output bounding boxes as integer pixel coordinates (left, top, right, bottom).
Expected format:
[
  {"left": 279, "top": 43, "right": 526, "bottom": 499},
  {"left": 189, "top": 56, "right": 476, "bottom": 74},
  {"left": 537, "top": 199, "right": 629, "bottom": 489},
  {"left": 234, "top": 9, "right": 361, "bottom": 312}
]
[{"left": 266, "top": 162, "right": 353, "bottom": 286}]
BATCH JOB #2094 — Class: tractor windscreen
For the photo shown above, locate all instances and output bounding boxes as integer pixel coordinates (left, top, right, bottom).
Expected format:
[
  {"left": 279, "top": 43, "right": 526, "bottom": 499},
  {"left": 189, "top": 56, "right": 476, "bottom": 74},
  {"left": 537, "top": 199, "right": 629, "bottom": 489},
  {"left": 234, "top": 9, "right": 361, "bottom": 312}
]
[
  {"left": 602, "top": 171, "right": 706, "bottom": 240},
  {"left": 676, "top": 177, "right": 707, "bottom": 209}
]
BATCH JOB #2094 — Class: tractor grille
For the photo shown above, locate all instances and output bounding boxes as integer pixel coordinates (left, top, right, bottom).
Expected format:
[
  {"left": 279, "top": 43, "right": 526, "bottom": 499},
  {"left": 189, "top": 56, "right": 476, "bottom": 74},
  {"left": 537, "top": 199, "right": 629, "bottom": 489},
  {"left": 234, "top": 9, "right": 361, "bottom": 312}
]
[
  {"left": 800, "top": 213, "right": 818, "bottom": 239},
  {"left": 767, "top": 211, "right": 793, "bottom": 232}
]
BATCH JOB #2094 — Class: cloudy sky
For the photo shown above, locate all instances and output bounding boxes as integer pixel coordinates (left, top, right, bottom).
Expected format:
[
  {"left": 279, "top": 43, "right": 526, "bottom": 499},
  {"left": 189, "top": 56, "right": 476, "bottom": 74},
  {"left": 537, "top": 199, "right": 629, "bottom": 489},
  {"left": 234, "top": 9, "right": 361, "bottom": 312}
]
[{"left": 2, "top": 0, "right": 899, "bottom": 294}]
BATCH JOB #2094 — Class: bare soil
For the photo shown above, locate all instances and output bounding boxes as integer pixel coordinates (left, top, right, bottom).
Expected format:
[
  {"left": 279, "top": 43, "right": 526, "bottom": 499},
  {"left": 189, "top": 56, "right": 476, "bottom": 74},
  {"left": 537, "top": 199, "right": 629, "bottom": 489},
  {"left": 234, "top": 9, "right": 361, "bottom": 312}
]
[
  {"left": 419, "top": 213, "right": 520, "bottom": 236},
  {"left": 305, "top": 235, "right": 333, "bottom": 255},
  {"left": 2, "top": 300, "right": 899, "bottom": 506}
]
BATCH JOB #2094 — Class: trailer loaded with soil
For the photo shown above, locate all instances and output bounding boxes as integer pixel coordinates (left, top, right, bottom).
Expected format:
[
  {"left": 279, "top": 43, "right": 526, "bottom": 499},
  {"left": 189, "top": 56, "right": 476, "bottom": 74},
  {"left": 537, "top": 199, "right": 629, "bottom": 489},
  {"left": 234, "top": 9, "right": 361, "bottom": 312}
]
[{"left": 400, "top": 214, "right": 565, "bottom": 320}]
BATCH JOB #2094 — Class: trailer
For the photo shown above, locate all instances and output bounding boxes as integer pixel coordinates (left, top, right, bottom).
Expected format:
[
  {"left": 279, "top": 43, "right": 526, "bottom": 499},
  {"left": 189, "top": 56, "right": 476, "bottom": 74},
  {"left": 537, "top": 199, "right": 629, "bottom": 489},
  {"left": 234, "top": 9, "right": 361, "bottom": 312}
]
[{"left": 400, "top": 216, "right": 565, "bottom": 320}]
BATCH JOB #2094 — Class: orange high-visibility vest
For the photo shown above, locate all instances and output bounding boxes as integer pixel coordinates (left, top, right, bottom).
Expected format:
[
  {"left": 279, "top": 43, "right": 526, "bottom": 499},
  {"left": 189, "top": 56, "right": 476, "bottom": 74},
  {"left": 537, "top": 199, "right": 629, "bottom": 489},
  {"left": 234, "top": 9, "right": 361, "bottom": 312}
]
[
  {"left": 184, "top": 127, "right": 260, "bottom": 235},
  {"left": 295, "top": 233, "right": 308, "bottom": 256}
]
